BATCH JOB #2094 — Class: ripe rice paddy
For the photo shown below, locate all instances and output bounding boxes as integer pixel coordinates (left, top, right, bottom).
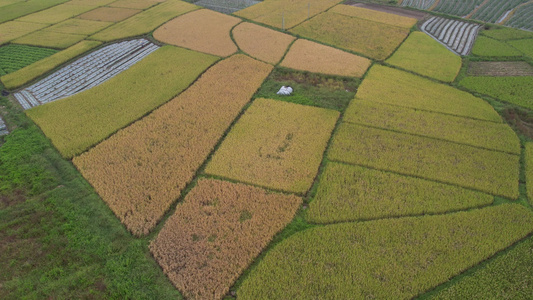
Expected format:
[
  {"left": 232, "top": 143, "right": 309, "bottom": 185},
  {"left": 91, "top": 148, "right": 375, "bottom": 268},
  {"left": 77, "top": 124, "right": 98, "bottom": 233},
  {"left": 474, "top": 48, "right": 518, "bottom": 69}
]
[
  {"left": 12, "top": 30, "right": 86, "bottom": 49},
  {"left": 16, "top": 3, "right": 96, "bottom": 24},
  {"left": 280, "top": 39, "right": 371, "bottom": 77},
  {"left": 330, "top": 4, "right": 417, "bottom": 29},
  {"left": 44, "top": 18, "right": 112, "bottom": 35},
  {"left": 153, "top": 9, "right": 240, "bottom": 57},
  {"left": 77, "top": 7, "right": 141, "bottom": 22},
  {"left": 0, "top": 21, "right": 48, "bottom": 45}
]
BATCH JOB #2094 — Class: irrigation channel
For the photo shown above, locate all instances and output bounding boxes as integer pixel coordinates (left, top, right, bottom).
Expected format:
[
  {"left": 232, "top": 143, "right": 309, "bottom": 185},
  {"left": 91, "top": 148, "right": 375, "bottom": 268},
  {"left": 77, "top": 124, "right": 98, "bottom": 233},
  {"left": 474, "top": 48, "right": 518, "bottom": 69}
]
[
  {"left": 421, "top": 16, "right": 482, "bottom": 56},
  {"left": 14, "top": 39, "right": 159, "bottom": 110}
]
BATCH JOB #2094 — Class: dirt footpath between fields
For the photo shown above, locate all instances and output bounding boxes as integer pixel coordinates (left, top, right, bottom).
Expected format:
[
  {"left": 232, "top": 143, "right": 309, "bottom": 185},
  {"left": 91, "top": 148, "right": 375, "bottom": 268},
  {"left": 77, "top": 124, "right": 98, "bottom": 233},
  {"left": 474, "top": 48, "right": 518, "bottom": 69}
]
[{"left": 344, "top": 1, "right": 429, "bottom": 20}]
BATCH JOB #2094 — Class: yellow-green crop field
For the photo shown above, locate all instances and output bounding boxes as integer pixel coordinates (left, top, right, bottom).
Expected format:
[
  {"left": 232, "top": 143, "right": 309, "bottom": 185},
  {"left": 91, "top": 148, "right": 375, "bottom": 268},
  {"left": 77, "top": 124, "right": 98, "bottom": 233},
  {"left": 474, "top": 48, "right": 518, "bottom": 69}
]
[
  {"left": 153, "top": 9, "right": 240, "bottom": 57},
  {"left": 234, "top": 0, "right": 342, "bottom": 29},
  {"left": 27, "top": 46, "right": 218, "bottom": 158},
  {"left": 90, "top": 0, "right": 197, "bottom": 42},
  {"left": 329, "top": 4, "right": 417, "bottom": 29},
  {"left": 356, "top": 65, "right": 502, "bottom": 122},
  {"left": 72, "top": 54, "right": 272, "bottom": 236},
  {"left": 291, "top": 12, "right": 410, "bottom": 60},
  {"left": 232, "top": 22, "right": 295, "bottom": 64},
  {"left": 280, "top": 39, "right": 371, "bottom": 77},
  {"left": 1, "top": 1, "right": 533, "bottom": 299},
  {"left": 150, "top": 178, "right": 301, "bottom": 299},
  {"left": 329, "top": 123, "right": 519, "bottom": 198},
  {"left": 307, "top": 162, "right": 493, "bottom": 224},
  {"left": 344, "top": 99, "right": 520, "bottom": 154},
  {"left": 206, "top": 98, "right": 338, "bottom": 194},
  {"left": 239, "top": 204, "right": 533, "bottom": 299},
  {"left": 386, "top": 31, "right": 462, "bottom": 82}
]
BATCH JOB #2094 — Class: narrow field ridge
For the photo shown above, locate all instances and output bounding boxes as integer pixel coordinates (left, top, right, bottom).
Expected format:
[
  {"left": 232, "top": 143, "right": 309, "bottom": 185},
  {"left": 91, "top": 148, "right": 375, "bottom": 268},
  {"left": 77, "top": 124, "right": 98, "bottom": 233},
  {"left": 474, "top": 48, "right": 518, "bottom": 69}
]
[
  {"left": 14, "top": 39, "right": 159, "bottom": 109},
  {"left": 421, "top": 16, "right": 482, "bottom": 55}
]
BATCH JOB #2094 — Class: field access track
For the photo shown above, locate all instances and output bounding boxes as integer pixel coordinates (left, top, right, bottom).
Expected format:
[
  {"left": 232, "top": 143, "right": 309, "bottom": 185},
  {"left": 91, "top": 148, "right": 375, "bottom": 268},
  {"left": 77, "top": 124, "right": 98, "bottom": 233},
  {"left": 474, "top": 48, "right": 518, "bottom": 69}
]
[
  {"left": 14, "top": 39, "right": 158, "bottom": 110},
  {"left": 421, "top": 16, "right": 481, "bottom": 56}
]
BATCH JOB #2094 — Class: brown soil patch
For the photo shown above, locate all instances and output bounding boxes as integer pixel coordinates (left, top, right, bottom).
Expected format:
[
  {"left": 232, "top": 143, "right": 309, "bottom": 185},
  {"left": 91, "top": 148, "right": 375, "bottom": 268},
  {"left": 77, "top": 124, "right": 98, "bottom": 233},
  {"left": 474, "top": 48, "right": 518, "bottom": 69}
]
[
  {"left": 345, "top": 1, "right": 428, "bottom": 20},
  {"left": 503, "top": 108, "right": 533, "bottom": 140},
  {"left": 467, "top": 61, "right": 533, "bottom": 76},
  {"left": 77, "top": 7, "right": 141, "bottom": 22}
]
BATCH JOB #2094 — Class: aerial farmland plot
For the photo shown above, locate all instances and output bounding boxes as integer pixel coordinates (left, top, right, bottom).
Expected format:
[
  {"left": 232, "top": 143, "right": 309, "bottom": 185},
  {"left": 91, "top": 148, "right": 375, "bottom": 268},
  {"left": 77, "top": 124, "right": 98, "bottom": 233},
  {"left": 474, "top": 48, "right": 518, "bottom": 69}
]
[{"left": 1, "top": 0, "right": 533, "bottom": 299}]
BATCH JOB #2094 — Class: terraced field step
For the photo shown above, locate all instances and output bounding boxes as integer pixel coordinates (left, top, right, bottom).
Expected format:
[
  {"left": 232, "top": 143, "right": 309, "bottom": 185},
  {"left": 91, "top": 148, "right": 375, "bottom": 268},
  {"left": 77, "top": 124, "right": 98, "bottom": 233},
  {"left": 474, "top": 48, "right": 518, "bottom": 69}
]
[
  {"left": 421, "top": 16, "right": 482, "bottom": 55},
  {"left": 14, "top": 39, "right": 159, "bottom": 110}
]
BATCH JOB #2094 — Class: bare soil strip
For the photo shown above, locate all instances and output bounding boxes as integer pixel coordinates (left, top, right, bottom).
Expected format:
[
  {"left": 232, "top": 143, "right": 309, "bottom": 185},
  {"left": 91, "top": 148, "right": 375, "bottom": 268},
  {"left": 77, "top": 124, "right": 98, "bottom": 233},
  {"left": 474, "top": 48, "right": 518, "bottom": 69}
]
[{"left": 468, "top": 61, "right": 533, "bottom": 76}]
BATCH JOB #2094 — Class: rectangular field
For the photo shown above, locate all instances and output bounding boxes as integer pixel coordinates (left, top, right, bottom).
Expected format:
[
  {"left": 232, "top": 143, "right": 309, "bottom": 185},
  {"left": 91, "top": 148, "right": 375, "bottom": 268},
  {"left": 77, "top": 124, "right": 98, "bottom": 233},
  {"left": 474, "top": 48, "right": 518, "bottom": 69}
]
[
  {"left": 12, "top": 30, "right": 86, "bottom": 49},
  {"left": 90, "top": 0, "right": 198, "bottom": 42},
  {"left": 329, "top": 4, "right": 417, "bottom": 29},
  {"left": 150, "top": 178, "right": 301, "bottom": 300},
  {"left": 234, "top": 0, "right": 342, "bottom": 29},
  {"left": 0, "top": 0, "right": 69, "bottom": 23},
  {"left": 471, "top": 36, "right": 523, "bottom": 57},
  {"left": 307, "top": 162, "right": 493, "bottom": 224},
  {"left": 356, "top": 65, "right": 502, "bottom": 122},
  {"left": 0, "top": 21, "right": 48, "bottom": 46},
  {"left": 508, "top": 38, "right": 533, "bottom": 59},
  {"left": 27, "top": 46, "right": 218, "bottom": 159},
  {"left": 459, "top": 76, "right": 533, "bottom": 110},
  {"left": 205, "top": 98, "right": 339, "bottom": 194},
  {"left": 44, "top": 19, "right": 112, "bottom": 35},
  {"left": 72, "top": 54, "right": 272, "bottom": 236},
  {"left": 291, "top": 12, "right": 410, "bottom": 60},
  {"left": 77, "top": 7, "right": 141, "bottom": 22},
  {"left": 328, "top": 123, "right": 520, "bottom": 198},
  {"left": 1, "top": 40, "right": 101, "bottom": 89},
  {"left": 0, "top": 44, "right": 58, "bottom": 76},
  {"left": 109, "top": 0, "right": 161, "bottom": 9},
  {"left": 16, "top": 3, "right": 96, "bottom": 24},
  {"left": 344, "top": 99, "right": 520, "bottom": 154},
  {"left": 385, "top": 31, "right": 462, "bottom": 82}
]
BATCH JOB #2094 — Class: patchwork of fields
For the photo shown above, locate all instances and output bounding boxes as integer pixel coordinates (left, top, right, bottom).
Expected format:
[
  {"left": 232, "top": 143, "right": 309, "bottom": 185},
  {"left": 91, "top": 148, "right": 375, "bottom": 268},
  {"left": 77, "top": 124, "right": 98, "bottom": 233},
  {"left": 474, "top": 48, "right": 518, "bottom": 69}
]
[{"left": 1, "top": 0, "right": 533, "bottom": 299}]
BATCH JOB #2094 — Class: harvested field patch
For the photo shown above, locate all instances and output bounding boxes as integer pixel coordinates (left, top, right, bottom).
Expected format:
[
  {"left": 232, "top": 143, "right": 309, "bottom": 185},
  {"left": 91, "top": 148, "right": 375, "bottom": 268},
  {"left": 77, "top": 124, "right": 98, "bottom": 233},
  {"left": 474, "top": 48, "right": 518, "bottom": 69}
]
[
  {"left": 356, "top": 65, "right": 502, "bottom": 122},
  {"left": 205, "top": 98, "right": 339, "bottom": 194},
  {"left": 459, "top": 76, "right": 533, "bottom": 110},
  {"left": 17, "top": 3, "right": 96, "bottom": 24},
  {"left": 467, "top": 61, "right": 533, "bottom": 76},
  {"left": 72, "top": 54, "right": 271, "bottom": 235},
  {"left": 239, "top": 204, "right": 533, "bottom": 299},
  {"left": 14, "top": 39, "right": 159, "bottom": 109},
  {"left": 472, "top": 36, "right": 523, "bottom": 57},
  {"left": 307, "top": 162, "right": 493, "bottom": 224},
  {"left": 234, "top": 0, "right": 342, "bottom": 29},
  {"left": 77, "top": 7, "right": 141, "bottom": 22},
  {"left": 45, "top": 19, "right": 112, "bottom": 35},
  {"left": 0, "top": 0, "right": 68, "bottom": 23},
  {"left": 1, "top": 40, "right": 101, "bottom": 90},
  {"left": 232, "top": 22, "right": 295, "bottom": 64},
  {"left": 0, "top": 44, "right": 58, "bottom": 76},
  {"left": 431, "top": 236, "right": 533, "bottom": 299},
  {"left": 153, "top": 9, "right": 240, "bottom": 57},
  {"left": 291, "top": 12, "right": 410, "bottom": 60},
  {"left": 109, "top": 0, "right": 160, "bottom": 9},
  {"left": 280, "top": 39, "right": 371, "bottom": 77},
  {"left": 328, "top": 123, "right": 519, "bottom": 198},
  {"left": 344, "top": 99, "right": 519, "bottom": 154},
  {"left": 346, "top": 1, "right": 428, "bottom": 20},
  {"left": 386, "top": 31, "right": 462, "bottom": 82},
  {"left": 0, "top": 21, "right": 48, "bottom": 46},
  {"left": 90, "top": 0, "right": 197, "bottom": 42},
  {"left": 421, "top": 17, "right": 481, "bottom": 56},
  {"left": 330, "top": 4, "right": 417, "bottom": 29},
  {"left": 150, "top": 178, "right": 301, "bottom": 300},
  {"left": 508, "top": 38, "right": 533, "bottom": 59},
  {"left": 12, "top": 30, "right": 86, "bottom": 49},
  {"left": 481, "top": 27, "right": 533, "bottom": 40},
  {"left": 27, "top": 46, "right": 218, "bottom": 159}
]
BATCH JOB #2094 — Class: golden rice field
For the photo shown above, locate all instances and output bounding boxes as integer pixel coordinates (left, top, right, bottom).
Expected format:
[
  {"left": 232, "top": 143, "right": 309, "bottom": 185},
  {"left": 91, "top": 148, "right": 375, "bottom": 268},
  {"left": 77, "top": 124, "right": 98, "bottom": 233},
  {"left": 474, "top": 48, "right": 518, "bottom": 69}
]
[
  {"left": 0, "top": 21, "right": 48, "bottom": 45},
  {"left": 153, "top": 9, "right": 240, "bottom": 57},
  {"left": 234, "top": 0, "right": 342, "bottom": 29},
  {"left": 329, "top": 4, "right": 417, "bottom": 29},
  {"left": 344, "top": 99, "right": 520, "bottom": 154},
  {"left": 307, "top": 162, "right": 493, "bottom": 224},
  {"left": 150, "top": 178, "right": 301, "bottom": 300},
  {"left": 109, "top": 0, "right": 161, "bottom": 9},
  {"left": 77, "top": 7, "right": 141, "bottom": 22},
  {"left": 329, "top": 123, "right": 519, "bottom": 199},
  {"left": 66, "top": 0, "right": 115, "bottom": 5},
  {"left": 27, "top": 46, "right": 218, "bottom": 159},
  {"left": 1, "top": 40, "right": 101, "bottom": 89},
  {"left": 291, "top": 12, "right": 410, "bottom": 60},
  {"left": 232, "top": 22, "right": 295, "bottom": 64},
  {"left": 90, "top": 0, "right": 197, "bottom": 42},
  {"left": 12, "top": 30, "right": 86, "bottom": 49},
  {"left": 280, "top": 39, "right": 371, "bottom": 77},
  {"left": 72, "top": 54, "right": 272, "bottom": 236},
  {"left": 356, "top": 65, "right": 502, "bottom": 122},
  {"left": 44, "top": 18, "right": 112, "bottom": 35},
  {"left": 205, "top": 98, "right": 339, "bottom": 194},
  {"left": 386, "top": 31, "right": 462, "bottom": 82},
  {"left": 16, "top": 3, "right": 96, "bottom": 24}
]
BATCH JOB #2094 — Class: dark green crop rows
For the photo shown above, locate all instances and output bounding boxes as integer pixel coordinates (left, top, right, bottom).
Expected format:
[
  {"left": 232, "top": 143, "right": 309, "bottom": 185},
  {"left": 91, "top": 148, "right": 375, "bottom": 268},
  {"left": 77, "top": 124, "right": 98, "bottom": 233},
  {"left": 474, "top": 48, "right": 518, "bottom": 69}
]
[{"left": 0, "top": 44, "right": 58, "bottom": 76}]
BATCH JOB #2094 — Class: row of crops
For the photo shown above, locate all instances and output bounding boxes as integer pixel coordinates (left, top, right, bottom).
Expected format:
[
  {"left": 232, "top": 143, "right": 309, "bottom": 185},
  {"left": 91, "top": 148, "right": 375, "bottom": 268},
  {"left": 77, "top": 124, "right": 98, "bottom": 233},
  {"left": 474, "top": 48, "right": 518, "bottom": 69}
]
[
  {"left": 0, "top": 44, "right": 58, "bottom": 76},
  {"left": 401, "top": 0, "right": 533, "bottom": 31},
  {"left": 1, "top": 0, "right": 533, "bottom": 299}
]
